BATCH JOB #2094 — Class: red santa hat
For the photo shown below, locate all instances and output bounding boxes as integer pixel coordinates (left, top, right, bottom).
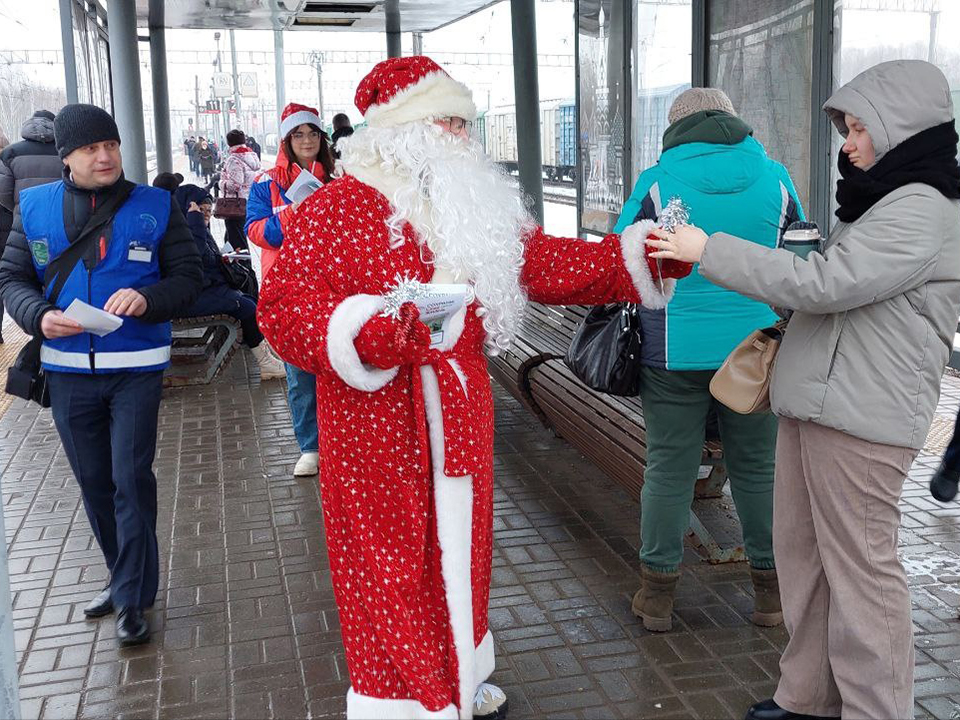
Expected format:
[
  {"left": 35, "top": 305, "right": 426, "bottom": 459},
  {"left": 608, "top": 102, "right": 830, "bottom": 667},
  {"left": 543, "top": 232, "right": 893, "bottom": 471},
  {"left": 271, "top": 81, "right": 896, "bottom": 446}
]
[
  {"left": 280, "top": 102, "right": 322, "bottom": 139},
  {"left": 354, "top": 55, "right": 476, "bottom": 129}
]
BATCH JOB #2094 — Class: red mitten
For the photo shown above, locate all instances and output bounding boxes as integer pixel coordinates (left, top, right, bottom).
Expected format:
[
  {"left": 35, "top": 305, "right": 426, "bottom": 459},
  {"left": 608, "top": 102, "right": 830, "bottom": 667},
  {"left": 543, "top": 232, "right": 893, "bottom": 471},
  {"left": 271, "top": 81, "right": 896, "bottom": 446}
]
[
  {"left": 354, "top": 302, "right": 432, "bottom": 369},
  {"left": 644, "top": 234, "right": 693, "bottom": 280}
]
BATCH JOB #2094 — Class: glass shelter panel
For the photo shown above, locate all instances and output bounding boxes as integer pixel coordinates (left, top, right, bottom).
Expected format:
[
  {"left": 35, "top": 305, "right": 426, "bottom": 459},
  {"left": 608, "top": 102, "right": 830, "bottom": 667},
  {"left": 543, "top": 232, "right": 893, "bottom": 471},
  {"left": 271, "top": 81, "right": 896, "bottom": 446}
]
[
  {"left": 707, "top": 0, "right": 814, "bottom": 210},
  {"left": 578, "top": 0, "right": 630, "bottom": 235},
  {"left": 631, "top": 0, "right": 692, "bottom": 186}
]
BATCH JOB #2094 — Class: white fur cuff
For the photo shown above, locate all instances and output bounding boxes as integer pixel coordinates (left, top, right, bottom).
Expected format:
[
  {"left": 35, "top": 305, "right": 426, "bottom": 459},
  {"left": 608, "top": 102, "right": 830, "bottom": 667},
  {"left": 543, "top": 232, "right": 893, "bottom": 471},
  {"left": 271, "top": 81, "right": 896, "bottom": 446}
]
[
  {"left": 619, "top": 220, "right": 676, "bottom": 310},
  {"left": 326, "top": 294, "right": 399, "bottom": 392}
]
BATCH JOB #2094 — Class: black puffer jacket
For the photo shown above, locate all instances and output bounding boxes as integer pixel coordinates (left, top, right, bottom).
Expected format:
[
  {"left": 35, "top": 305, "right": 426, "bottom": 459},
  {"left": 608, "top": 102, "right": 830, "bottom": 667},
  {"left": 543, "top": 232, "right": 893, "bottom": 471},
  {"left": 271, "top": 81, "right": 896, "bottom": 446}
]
[
  {"left": 0, "top": 111, "right": 62, "bottom": 213},
  {"left": 0, "top": 169, "right": 203, "bottom": 337}
]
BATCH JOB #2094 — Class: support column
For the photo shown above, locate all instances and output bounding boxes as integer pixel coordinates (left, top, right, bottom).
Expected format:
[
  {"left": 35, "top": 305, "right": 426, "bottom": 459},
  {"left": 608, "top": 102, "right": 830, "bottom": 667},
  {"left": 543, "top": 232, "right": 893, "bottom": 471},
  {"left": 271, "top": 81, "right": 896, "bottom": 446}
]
[
  {"left": 230, "top": 29, "right": 241, "bottom": 125},
  {"left": 148, "top": 0, "right": 172, "bottom": 174},
  {"left": 386, "top": 0, "right": 401, "bottom": 58},
  {"left": 107, "top": 0, "right": 148, "bottom": 183},
  {"left": 510, "top": 0, "right": 543, "bottom": 225},
  {"left": 413, "top": 32, "right": 423, "bottom": 56},
  {"left": 0, "top": 504, "right": 20, "bottom": 720},
  {"left": 274, "top": 30, "right": 286, "bottom": 135},
  {"left": 59, "top": 0, "right": 79, "bottom": 104},
  {"left": 692, "top": 0, "right": 707, "bottom": 87},
  {"left": 809, "top": 0, "right": 835, "bottom": 234}
]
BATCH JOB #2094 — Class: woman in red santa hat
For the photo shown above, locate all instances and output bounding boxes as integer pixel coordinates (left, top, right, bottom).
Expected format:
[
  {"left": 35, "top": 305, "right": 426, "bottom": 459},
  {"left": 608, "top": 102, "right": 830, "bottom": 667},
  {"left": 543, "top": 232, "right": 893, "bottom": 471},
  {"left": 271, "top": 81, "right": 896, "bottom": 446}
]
[
  {"left": 246, "top": 102, "right": 336, "bottom": 477},
  {"left": 258, "top": 57, "right": 691, "bottom": 720}
]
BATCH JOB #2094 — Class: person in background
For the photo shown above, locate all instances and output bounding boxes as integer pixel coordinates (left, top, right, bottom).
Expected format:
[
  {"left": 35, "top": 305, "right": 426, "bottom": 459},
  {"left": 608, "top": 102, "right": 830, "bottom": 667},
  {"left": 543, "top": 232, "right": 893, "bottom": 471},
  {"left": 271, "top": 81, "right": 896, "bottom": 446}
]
[
  {"left": 647, "top": 60, "right": 960, "bottom": 720},
  {"left": 245, "top": 134, "right": 262, "bottom": 160},
  {"left": 170, "top": 183, "right": 285, "bottom": 379},
  {"left": 615, "top": 88, "right": 803, "bottom": 634},
  {"left": 184, "top": 135, "right": 197, "bottom": 174},
  {"left": 197, "top": 138, "right": 216, "bottom": 185},
  {"left": 219, "top": 128, "right": 261, "bottom": 251},
  {"left": 246, "top": 102, "right": 335, "bottom": 478},
  {"left": 331, "top": 112, "right": 354, "bottom": 158},
  {"left": 0, "top": 109, "right": 63, "bottom": 344},
  {"left": 0, "top": 104, "right": 203, "bottom": 647},
  {"left": 152, "top": 171, "right": 183, "bottom": 194}
]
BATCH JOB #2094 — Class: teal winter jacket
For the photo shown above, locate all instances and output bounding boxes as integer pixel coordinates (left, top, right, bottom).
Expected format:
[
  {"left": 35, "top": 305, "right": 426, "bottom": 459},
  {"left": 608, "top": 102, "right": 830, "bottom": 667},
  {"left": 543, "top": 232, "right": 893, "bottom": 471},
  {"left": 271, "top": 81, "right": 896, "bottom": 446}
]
[{"left": 614, "top": 113, "right": 804, "bottom": 370}]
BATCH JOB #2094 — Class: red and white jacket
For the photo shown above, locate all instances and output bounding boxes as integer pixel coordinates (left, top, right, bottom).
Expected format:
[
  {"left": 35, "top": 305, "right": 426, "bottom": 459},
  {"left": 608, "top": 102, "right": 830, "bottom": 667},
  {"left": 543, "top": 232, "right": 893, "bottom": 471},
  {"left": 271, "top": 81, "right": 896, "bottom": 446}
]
[{"left": 244, "top": 144, "right": 331, "bottom": 279}]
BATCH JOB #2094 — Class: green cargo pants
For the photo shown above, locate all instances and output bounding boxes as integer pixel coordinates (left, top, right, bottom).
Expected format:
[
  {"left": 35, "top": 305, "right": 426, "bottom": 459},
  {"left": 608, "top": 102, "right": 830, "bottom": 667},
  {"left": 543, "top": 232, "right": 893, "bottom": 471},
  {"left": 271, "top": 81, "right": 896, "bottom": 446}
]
[{"left": 639, "top": 366, "right": 777, "bottom": 572}]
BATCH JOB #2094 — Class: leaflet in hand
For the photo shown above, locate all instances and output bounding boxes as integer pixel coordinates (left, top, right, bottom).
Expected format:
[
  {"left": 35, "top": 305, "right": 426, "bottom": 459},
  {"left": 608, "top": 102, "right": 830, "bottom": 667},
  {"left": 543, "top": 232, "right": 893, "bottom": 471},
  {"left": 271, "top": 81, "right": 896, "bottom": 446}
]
[
  {"left": 416, "top": 284, "right": 471, "bottom": 347},
  {"left": 63, "top": 299, "right": 123, "bottom": 337},
  {"left": 286, "top": 168, "right": 323, "bottom": 205}
]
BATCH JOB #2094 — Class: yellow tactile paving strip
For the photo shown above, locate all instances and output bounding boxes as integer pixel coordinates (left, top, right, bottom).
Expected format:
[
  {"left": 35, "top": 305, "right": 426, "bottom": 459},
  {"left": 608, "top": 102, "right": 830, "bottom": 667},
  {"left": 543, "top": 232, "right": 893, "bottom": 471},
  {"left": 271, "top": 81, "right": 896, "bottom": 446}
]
[{"left": 0, "top": 319, "right": 31, "bottom": 421}]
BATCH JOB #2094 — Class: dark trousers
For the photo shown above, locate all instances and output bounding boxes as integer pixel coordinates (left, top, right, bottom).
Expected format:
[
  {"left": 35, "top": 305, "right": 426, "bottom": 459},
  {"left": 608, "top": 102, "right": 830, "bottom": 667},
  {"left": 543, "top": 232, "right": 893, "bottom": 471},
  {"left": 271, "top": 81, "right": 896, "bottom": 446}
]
[
  {"left": 183, "top": 283, "right": 262, "bottom": 348},
  {"left": 48, "top": 371, "right": 164, "bottom": 609},
  {"left": 942, "top": 409, "right": 960, "bottom": 471},
  {"left": 224, "top": 216, "right": 249, "bottom": 251}
]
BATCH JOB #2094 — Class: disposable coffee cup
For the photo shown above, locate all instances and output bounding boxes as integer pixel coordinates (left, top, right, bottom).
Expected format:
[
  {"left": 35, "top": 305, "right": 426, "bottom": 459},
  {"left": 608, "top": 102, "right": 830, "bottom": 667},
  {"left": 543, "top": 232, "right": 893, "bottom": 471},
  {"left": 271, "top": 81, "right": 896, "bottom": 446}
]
[{"left": 781, "top": 225, "right": 822, "bottom": 260}]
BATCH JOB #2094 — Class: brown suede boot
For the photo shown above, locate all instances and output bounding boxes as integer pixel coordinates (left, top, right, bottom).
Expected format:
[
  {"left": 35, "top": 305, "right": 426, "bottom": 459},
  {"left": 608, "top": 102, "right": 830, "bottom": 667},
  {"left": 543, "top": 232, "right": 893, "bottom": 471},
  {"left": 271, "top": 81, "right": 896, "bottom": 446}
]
[
  {"left": 750, "top": 567, "right": 783, "bottom": 627},
  {"left": 631, "top": 565, "right": 680, "bottom": 632}
]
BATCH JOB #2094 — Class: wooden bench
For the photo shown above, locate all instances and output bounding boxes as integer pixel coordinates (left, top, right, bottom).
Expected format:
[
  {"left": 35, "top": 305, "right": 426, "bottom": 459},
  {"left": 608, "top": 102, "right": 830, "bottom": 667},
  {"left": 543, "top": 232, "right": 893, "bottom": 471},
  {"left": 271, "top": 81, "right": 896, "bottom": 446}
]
[
  {"left": 164, "top": 314, "right": 242, "bottom": 387},
  {"left": 489, "top": 302, "right": 743, "bottom": 564}
]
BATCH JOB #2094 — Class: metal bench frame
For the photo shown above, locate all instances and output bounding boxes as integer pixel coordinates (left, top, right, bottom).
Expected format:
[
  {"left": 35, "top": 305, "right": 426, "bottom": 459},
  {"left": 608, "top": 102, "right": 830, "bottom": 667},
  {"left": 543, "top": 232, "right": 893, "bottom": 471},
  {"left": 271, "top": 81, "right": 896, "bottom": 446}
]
[{"left": 164, "top": 314, "right": 242, "bottom": 387}]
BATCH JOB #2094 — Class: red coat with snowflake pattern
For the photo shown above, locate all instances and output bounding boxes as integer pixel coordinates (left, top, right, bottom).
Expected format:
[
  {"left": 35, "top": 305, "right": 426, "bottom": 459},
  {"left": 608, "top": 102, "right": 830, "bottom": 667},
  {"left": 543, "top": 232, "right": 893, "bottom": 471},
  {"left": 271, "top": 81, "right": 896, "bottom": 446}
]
[{"left": 257, "top": 174, "right": 688, "bottom": 719}]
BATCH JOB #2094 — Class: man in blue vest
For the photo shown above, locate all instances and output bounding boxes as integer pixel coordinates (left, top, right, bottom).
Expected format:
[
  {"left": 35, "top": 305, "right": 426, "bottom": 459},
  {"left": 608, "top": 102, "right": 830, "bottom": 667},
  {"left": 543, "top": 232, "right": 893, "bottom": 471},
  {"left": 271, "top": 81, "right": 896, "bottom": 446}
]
[{"left": 0, "top": 104, "right": 202, "bottom": 646}]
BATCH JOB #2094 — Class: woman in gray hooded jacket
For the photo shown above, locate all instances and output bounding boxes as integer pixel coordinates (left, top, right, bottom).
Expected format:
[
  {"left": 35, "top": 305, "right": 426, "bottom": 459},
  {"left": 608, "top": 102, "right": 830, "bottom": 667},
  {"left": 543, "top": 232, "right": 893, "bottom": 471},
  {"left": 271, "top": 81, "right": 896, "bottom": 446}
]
[{"left": 648, "top": 60, "right": 960, "bottom": 720}]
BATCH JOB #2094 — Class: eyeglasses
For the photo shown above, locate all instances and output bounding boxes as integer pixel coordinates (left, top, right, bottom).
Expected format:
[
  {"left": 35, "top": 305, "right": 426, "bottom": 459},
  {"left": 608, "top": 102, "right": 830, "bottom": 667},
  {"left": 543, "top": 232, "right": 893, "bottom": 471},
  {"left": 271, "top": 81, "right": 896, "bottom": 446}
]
[
  {"left": 291, "top": 130, "right": 321, "bottom": 141},
  {"left": 441, "top": 117, "right": 473, "bottom": 134}
]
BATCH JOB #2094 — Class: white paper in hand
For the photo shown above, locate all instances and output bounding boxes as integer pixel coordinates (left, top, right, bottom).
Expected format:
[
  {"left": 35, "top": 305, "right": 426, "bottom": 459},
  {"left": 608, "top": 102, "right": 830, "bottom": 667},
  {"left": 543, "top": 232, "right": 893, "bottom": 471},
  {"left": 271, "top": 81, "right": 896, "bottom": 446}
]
[
  {"left": 63, "top": 299, "right": 123, "bottom": 337},
  {"left": 414, "top": 284, "right": 470, "bottom": 347},
  {"left": 286, "top": 168, "right": 323, "bottom": 205}
]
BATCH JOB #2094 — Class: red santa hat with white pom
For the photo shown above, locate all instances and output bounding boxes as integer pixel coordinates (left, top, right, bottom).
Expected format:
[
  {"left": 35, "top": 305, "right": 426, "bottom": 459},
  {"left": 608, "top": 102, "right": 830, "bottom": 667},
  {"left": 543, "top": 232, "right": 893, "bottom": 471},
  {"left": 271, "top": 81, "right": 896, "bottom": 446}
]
[
  {"left": 279, "top": 102, "right": 322, "bottom": 139},
  {"left": 354, "top": 55, "right": 477, "bottom": 128}
]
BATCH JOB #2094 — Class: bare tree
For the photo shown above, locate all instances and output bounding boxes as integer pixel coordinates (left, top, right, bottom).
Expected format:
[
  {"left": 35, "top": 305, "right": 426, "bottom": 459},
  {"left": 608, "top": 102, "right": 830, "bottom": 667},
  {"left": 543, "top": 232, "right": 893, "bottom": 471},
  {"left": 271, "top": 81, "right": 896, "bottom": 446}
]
[{"left": 0, "top": 64, "right": 66, "bottom": 142}]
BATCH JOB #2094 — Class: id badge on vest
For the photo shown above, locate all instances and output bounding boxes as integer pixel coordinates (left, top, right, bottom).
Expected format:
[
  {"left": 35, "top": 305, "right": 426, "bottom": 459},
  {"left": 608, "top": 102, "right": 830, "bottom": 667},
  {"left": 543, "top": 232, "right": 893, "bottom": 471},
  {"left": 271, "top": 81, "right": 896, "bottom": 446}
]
[{"left": 128, "top": 242, "right": 152, "bottom": 263}]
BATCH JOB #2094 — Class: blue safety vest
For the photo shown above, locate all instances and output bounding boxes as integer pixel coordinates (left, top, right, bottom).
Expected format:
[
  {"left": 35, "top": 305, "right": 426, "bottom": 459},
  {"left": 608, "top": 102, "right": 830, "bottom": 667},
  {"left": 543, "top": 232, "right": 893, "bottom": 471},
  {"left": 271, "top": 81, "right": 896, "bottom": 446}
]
[{"left": 19, "top": 181, "right": 173, "bottom": 374}]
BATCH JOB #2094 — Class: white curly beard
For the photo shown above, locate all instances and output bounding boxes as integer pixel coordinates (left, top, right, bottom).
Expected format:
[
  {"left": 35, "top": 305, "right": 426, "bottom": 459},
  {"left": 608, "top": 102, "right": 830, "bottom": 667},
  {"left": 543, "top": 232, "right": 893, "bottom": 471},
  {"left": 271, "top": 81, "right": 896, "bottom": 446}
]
[{"left": 338, "top": 121, "right": 534, "bottom": 354}]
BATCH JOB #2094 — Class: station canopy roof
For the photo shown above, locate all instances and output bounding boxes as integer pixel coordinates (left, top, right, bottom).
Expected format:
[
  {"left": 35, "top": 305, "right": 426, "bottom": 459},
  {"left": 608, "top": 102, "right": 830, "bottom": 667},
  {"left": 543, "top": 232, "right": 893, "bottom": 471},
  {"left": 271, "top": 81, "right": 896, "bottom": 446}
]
[{"left": 135, "top": 0, "right": 502, "bottom": 31}]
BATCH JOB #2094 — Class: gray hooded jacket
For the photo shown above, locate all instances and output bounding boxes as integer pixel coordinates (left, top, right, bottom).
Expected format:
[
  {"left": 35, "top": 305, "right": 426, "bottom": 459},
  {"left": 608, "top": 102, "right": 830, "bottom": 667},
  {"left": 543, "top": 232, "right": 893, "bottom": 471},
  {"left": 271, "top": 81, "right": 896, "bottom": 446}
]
[
  {"left": 699, "top": 60, "right": 960, "bottom": 449},
  {"left": 0, "top": 111, "right": 62, "bottom": 214}
]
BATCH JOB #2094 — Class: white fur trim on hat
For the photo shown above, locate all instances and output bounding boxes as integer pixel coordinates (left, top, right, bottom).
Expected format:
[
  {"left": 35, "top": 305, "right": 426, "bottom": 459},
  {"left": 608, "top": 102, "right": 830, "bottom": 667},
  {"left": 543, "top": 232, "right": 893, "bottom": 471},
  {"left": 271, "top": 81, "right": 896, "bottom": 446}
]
[
  {"left": 366, "top": 71, "right": 477, "bottom": 129},
  {"left": 620, "top": 220, "right": 676, "bottom": 310},
  {"left": 280, "top": 110, "right": 322, "bottom": 139}
]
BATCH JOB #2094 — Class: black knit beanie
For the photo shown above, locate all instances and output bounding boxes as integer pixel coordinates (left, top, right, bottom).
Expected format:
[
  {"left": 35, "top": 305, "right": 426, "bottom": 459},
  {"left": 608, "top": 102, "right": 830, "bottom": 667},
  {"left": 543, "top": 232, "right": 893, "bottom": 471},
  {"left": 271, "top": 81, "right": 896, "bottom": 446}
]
[{"left": 54, "top": 104, "right": 121, "bottom": 159}]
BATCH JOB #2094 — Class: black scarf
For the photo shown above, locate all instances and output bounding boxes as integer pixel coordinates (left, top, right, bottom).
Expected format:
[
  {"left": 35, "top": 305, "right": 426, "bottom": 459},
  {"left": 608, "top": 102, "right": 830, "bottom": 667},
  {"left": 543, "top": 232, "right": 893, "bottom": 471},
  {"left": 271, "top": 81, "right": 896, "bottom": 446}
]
[{"left": 835, "top": 120, "right": 960, "bottom": 223}]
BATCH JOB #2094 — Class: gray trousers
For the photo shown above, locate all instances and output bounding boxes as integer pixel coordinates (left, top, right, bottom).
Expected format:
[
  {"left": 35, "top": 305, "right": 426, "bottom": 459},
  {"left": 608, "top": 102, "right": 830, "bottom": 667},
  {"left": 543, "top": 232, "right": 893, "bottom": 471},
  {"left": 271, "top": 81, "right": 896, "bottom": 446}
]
[{"left": 773, "top": 418, "right": 916, "bottom": 719}]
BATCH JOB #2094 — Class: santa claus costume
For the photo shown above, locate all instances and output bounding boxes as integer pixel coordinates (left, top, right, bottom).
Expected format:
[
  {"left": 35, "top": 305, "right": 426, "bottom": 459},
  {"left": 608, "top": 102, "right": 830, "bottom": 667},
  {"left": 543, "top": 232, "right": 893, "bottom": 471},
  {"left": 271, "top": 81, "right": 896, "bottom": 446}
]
[{"left": 258, "top": 56, "right": 690, "bottom": 720}]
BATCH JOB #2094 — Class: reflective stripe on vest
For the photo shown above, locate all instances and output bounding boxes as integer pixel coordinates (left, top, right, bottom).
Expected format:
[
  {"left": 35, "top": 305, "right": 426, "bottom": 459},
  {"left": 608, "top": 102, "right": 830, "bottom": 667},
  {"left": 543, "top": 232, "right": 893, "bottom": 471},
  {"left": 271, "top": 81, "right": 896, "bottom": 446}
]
[{"left": 40, "top": 345, "right": 171, "bottom": 370}]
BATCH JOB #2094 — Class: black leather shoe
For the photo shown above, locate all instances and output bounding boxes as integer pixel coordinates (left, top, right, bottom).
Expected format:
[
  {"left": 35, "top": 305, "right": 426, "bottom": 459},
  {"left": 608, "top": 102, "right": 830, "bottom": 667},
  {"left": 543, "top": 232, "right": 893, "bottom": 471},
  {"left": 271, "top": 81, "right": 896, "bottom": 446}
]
[
  {"left": 116, "top": 608, "right": 150, "bottom": 647},
  {"left": 83, "top": 586, "right": 113, "bottom": 618},
  {"left": 744, "top": 699, "right": 839, "bottom": 720}
]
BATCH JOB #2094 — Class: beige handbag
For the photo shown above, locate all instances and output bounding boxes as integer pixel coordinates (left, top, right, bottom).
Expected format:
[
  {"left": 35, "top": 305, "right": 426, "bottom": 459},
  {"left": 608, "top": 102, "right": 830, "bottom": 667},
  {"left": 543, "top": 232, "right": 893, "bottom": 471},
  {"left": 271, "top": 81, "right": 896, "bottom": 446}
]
[{"left": 709, "top": 321, "right": 787, "bottom": 414}]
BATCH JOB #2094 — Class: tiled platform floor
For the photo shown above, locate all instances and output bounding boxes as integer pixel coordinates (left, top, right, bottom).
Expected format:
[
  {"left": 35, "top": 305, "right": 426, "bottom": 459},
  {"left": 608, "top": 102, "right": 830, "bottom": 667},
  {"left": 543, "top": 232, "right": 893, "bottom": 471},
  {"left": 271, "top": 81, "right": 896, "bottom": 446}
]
[{"left": 3, "top": 353, "right": 960, "bottom": 719}]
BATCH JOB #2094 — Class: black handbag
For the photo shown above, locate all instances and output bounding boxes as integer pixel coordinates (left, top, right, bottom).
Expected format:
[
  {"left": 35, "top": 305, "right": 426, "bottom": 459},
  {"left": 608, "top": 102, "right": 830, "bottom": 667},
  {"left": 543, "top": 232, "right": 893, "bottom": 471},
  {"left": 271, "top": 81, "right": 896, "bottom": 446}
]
[
  {"left": 4, "top": 180, "right": 135, "bottom": 408},
  {"left": 564, "top": 303, "right": 643, "bottom": 397},
  {"left": 219, "top": 258, "right": 259, "bottom": 300}
]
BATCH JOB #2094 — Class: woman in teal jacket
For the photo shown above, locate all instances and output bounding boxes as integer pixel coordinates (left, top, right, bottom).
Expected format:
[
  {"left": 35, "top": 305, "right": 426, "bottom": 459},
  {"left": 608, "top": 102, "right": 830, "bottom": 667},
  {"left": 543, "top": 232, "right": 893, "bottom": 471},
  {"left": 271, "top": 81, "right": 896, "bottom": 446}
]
[{"left": 615, "top": 88, "right": 804, "bottom": 632}]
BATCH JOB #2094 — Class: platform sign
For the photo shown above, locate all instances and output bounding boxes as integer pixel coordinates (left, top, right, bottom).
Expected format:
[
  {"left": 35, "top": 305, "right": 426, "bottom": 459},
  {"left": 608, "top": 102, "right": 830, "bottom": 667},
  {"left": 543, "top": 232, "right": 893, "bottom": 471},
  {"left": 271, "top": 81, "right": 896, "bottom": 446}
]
[
  {"left": 213, "top": 72, "right": 233, "bottom": 98},
  {"left": 239, "top": 72, "right": 258, "bottom": 98}
]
